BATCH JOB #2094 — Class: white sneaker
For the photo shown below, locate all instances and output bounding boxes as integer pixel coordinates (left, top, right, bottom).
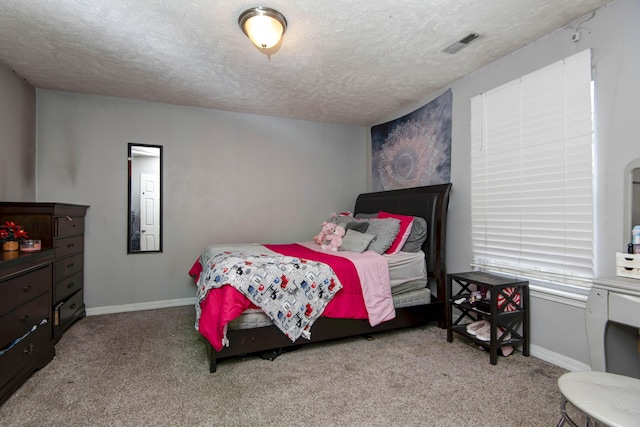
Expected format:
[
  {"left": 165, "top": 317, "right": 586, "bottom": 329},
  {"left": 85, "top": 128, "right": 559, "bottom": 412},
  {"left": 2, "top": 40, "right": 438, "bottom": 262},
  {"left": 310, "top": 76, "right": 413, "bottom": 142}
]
[
  {"left": 476, "top": 325, "right": 511, "bottom": 342},
  {"left": 475, "top": 323, "right": 491, "bottom": 341},
  {"left": 465, "top": 320, "right": 489, "bottom": 336}
]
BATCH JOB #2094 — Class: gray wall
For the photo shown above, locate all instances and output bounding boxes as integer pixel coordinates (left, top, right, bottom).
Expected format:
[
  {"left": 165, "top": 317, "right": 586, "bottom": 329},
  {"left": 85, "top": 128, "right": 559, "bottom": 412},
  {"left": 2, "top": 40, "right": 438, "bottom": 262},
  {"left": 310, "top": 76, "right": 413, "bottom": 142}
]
[
  {"left": 372, "top": 0, "right": 640, "bottom": 368},
  {"left": 35, "top": 92, "right": 367, "bottom": 309},
  {"left": 0, "top": 62, "right": 36, "bottom": 201}
]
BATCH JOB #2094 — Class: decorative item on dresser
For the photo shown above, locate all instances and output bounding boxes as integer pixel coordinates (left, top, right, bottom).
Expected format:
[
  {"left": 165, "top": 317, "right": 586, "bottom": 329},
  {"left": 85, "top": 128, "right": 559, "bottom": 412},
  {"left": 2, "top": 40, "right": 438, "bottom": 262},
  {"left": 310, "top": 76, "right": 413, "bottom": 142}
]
[
  {"left": 0, "top": 221, "right": 29, "bottom": 252},
  {"left": 0, "top": 249, "right": 56, "bottom": 405},
  {"left": 0, "top": 203, "right": 89, "bottom": 341}
]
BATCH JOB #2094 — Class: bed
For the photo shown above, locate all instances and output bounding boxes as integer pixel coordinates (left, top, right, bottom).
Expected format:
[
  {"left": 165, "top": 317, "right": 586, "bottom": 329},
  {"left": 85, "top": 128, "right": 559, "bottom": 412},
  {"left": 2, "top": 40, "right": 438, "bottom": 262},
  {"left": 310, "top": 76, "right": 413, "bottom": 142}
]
[{"left": 190, "top": 183, "right": 452, "bottom": 372}]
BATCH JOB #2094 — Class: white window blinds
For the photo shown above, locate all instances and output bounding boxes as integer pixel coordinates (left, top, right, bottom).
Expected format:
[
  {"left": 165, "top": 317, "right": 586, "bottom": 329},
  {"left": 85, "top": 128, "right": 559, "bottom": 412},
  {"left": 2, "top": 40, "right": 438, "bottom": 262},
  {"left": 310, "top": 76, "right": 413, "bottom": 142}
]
[{"left": 470, "top": 49, "right": 594, "bottom": 287}]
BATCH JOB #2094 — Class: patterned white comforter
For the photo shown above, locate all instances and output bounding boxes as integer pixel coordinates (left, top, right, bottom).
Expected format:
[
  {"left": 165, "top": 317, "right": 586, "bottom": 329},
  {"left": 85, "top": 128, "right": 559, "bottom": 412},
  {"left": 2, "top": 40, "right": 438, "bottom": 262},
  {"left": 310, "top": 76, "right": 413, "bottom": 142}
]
[{"left": 197, "top": 249, "right": 342, "bottom": 342}]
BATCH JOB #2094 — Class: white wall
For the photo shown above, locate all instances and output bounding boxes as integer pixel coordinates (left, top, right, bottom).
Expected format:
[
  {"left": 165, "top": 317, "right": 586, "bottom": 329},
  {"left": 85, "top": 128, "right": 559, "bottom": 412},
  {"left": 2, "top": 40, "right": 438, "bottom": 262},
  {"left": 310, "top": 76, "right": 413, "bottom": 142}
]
[
  {"left": 0, "top": 62, "right": 36, "bottom": 201},
  {"left": 372, "top": 0, "right": 640, "bottom": 368},
  {"left": 36, "top": 92, "right": 367, "bottom": 309}
]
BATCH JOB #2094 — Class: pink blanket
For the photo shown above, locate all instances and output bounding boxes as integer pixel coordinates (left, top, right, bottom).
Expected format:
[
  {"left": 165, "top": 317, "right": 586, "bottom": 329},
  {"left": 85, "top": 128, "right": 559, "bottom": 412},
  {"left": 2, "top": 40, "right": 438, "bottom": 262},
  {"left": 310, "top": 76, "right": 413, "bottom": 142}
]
[{"left": 190, "top": 242, "right": 395, "bottom": 351}]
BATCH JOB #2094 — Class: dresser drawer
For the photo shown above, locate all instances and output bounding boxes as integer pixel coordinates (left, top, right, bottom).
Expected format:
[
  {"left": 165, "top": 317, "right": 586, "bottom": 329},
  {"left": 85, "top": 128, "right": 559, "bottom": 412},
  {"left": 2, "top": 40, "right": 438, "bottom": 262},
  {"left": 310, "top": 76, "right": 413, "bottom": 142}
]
[
  {"left": 55, "top": 253, "right": 83, "bottom": 281},
  {"left": 55, "top": 216, "right": 84, "bottom": 238},
  {"left": 56, "top": 289, "right": 84, "bottom": 328},
  {"left": 55, "top": 271, "right": 83, "bottom": 303},
  {"left": 55, "top": 235, "right": 84, "bottom": 259},
  {"left": 0, "top": 323, "right": 51, "bottom": 389},
  {"left": 0, "top": 265, "right": 51, "bottom": 315},
  {"left": 0, "top": 292, "right": 50, "bottom": 349}
]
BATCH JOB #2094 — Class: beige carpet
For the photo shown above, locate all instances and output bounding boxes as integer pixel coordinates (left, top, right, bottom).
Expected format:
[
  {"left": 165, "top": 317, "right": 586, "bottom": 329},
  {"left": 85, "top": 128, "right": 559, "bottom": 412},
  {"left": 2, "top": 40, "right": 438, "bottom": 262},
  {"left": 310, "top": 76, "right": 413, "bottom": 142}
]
[{"left": 0, "top": 306, "right": 572, "bottom": 426}]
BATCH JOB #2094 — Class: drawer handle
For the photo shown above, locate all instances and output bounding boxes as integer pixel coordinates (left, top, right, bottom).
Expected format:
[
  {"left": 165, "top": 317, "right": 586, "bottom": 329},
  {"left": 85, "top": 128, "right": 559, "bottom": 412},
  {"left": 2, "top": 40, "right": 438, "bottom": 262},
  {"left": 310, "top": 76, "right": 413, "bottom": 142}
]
[
  {"left": 67, "top": 243, "right": 75, "bottom": 249},
  {"left": 67, "top": 263, "right": 75, "bottom": 269},
  {"left": 67, "top": 282, "right": 75, "bottom": 289},
  {"left": 69, "top": 303, "right": 76, "bottom": 310},
  {"left": 24, "top": 343, "right": 34, "bottom": 354},
  {"left": 22, "top": 284, "right": 33, "bottom": 292},
  {"left": 65, "top": 216, "right": 73, "bottom": 222},
  {"left": 20, "top": 313, "right": 32, "bottom": 322}
]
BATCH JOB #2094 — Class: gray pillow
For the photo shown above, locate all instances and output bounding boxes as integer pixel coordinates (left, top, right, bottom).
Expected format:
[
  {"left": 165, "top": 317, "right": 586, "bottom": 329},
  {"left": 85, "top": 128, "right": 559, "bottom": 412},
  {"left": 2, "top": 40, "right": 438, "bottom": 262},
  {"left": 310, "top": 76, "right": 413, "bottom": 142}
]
[
  {"left": 331, "top": 216, "right": 369, "bottom": 233},
  {"left": 343, "top": 221, "right": 368, "bottom": 233},
  {"left": 401, "top": 216, "right": 428, "bottom": 253},
  {"left": 362, "top": 218, "right": 401, "bottom": 254},
  {"left": 333, "top": 216, "right": 353, "bottom": 225},
  {"left": 339, "top": 230, "right": 376, "bottom": 253},
  {"left": 355, "top": 213, "right": 378, "bottom": 219}
]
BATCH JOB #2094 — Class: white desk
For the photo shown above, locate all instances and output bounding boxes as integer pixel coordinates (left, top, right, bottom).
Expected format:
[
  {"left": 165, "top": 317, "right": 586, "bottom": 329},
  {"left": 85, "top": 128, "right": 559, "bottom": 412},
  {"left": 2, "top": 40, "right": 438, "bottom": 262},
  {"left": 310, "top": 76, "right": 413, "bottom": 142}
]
[{"left": 587, "top": 277, "right": 640, "bottom": 376}]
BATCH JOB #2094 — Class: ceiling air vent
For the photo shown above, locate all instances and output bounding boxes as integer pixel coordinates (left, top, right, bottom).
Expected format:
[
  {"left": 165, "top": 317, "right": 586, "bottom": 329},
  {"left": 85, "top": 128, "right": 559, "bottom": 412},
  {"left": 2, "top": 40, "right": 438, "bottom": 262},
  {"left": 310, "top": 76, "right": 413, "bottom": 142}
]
[{"left": 442, "top": 33, "right": 481, "bottom": 54}]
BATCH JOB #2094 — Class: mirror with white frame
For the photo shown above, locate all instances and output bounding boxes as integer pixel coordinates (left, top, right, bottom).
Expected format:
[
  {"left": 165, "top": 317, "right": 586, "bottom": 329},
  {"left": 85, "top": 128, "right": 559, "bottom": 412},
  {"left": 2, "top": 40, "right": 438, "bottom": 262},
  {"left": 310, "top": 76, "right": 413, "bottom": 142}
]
[
  {"left": 128, "top": 143, "right": 162, "bottom": 253},
  {"left": 624, "top": 159, "right": 640, "bottom": 246}
]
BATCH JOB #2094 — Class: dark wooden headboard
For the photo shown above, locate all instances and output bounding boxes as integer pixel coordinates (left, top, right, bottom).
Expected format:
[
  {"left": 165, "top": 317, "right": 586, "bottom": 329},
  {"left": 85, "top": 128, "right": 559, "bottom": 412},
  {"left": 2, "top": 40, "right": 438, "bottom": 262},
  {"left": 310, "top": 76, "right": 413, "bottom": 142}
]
[{"left": 353, "top": 183, "right": 452, "bottom": 301}]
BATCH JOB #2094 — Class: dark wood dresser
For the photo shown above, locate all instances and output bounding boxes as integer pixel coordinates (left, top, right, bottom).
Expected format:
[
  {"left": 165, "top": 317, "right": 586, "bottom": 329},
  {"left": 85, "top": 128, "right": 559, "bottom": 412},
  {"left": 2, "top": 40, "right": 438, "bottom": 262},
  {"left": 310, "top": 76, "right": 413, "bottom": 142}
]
[
  {"left": 0, "top": 203, "right": 89, "bottom": 340},
  {"left": 0, "top": 249, "right": 56, "bottom": 405}
]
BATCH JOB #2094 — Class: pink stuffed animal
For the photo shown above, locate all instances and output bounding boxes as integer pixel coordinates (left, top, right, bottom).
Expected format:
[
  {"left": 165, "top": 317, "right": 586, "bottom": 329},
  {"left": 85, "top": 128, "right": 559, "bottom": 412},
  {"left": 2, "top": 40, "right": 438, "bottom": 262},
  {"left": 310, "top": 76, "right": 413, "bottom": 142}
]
[
  {"left": 322, "top": 225, "right": 345, "bottom": 251},
  {"left": 314, "top": 221, "right": 336, "bottom": 245}
]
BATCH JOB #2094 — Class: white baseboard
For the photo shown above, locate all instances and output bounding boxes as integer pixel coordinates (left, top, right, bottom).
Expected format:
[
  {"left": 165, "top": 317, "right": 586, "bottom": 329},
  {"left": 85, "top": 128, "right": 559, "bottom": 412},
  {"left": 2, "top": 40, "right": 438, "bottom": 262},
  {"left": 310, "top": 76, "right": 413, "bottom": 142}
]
[
  {"left": 529, "top": 343, "right": 591, "bottom": 372},
  {"left": 85, "top": 297, "right": 196, "bottom": 316}
]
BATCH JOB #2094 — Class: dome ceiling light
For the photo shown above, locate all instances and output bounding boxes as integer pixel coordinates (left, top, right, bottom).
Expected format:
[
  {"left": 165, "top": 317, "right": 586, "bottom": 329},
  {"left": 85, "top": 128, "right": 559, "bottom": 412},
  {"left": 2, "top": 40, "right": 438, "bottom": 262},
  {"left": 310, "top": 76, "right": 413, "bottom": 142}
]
[{"left": 238, "top": 7, "right": 287, "bottom": 51}]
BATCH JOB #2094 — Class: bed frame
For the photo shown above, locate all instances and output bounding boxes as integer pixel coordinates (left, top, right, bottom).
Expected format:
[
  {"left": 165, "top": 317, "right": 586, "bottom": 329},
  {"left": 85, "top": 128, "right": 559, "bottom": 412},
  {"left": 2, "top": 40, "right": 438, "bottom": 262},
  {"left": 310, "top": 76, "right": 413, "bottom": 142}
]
[{"left": 204, "top": 183, "right": 452, "bottom": 372}]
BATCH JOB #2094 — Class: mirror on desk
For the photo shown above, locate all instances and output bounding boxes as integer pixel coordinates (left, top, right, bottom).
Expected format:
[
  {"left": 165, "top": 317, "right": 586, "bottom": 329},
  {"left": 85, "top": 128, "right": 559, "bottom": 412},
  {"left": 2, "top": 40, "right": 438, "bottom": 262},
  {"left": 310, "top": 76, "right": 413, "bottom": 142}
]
[
  {"left": 128, "top": 143, "right": 162, "bottom": 254},
  {"left": 624, "top": 159, "right": 640, "bottom": 245}
]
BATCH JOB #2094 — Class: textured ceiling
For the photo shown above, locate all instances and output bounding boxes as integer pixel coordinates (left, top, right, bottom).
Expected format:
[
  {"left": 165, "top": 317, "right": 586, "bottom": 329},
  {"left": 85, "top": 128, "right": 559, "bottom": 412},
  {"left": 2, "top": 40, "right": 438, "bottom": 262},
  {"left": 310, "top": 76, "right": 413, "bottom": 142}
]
[{"left": 0, "top": 0, "right": 614, "bottom": 126}]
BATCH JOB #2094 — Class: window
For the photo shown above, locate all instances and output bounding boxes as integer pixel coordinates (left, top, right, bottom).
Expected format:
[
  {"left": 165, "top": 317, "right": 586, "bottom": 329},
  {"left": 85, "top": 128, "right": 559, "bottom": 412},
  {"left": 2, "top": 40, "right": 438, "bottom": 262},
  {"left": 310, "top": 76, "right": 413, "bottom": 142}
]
[{"left": 470, "top": 49, "right": 594, "bottom": 290}]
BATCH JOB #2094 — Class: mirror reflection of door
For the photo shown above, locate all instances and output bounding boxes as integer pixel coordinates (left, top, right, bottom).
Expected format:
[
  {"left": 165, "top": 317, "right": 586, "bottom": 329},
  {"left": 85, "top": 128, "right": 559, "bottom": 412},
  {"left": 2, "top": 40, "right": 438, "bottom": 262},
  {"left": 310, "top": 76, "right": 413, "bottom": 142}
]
[
  {"left": 140, "top": 172, "right": 160, "bottom": 250},
  {"left": 128, "top": 144, "right": 162, "bottom": 253}
]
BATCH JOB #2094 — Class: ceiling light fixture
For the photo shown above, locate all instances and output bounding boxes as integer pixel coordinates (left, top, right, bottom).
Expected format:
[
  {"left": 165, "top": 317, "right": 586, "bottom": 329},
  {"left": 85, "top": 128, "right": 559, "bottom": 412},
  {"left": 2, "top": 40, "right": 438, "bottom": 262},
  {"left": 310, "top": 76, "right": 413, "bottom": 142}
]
[{"left": 238, "top": 7, "right": 287, "bottom": 50}]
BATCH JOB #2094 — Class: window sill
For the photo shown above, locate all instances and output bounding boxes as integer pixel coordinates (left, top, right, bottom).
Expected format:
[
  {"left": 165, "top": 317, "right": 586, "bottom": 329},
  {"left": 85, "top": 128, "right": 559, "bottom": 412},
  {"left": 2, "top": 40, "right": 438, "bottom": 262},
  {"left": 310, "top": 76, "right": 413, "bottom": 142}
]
[{"left": 529, "top": 281, "right": 589, "bottom": 308}]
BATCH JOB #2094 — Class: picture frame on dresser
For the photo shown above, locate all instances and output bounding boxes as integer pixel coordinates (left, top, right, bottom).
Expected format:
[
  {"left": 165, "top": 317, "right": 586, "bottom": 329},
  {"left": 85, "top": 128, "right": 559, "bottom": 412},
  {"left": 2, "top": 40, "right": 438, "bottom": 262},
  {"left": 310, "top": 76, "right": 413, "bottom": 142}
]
[{"left": 0, "top": 202, "right": 89, "bottom": 341}]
